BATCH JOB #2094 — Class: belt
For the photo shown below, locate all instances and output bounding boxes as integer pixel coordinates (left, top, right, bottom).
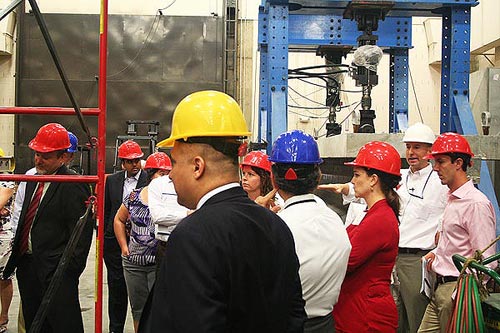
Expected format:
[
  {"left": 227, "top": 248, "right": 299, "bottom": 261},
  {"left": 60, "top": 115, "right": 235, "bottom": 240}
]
[
  {"left": 398, "top": 247, "right": 427, "bottom": 254},
  {"left": 436, "top": 275, "right": 458, "bottom": 285}
]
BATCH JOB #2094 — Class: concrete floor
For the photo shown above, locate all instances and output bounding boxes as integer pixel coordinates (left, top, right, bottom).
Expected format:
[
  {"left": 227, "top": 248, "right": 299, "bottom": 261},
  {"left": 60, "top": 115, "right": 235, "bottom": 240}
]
[{"left": 7, "top": 234, "right": 135, "bottom": 333}]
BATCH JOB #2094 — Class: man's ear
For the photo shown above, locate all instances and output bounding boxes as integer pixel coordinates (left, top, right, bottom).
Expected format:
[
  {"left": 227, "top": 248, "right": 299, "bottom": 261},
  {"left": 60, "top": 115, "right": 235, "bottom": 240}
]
[
  {"left": 454, "top": 157, "right": 464, "bottom": 170},
  {"left": 193, "top": 156, "right": 205, "bottom": 180}
]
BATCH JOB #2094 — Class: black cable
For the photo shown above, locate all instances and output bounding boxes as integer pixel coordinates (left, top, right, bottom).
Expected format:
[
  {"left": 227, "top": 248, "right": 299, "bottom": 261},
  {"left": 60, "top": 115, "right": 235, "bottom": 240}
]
[
  {"left": 288, "top": 104, "right": 329, "bottom": 110},
  {"left": 288, "top": 85, "right": 324, "bottom": 106},
  {"left": 289, "top": 69, "right": 349, "bottom": 77},
  {"left": 292, "top": 77, "right": 328, "bottom": 88},
  {"left": 340, "top": 89, "right": 362, "bottom": 93},
  {"left": 290, "top": 64, "right": 350, "bottom": 71},
  {"left": 289, "top": 110, "right": 328, "bottom": 119},
  {"left": 108, "top": 13, "right": 161, "bottom": 78},
  {"left": 408, "top": 66, "right": 424, "bottom": 123}
]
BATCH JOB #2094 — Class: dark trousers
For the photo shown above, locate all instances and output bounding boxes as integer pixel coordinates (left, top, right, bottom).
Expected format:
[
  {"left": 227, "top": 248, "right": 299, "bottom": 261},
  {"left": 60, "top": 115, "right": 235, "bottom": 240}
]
[
  {"left": 304, "top": 313, "right": 335, "bottom": 333},
  {"left": 104, "top": 237, "right": 128, "bottom": 333},
  {"left": 17, "top": 254, "right": 84, "bottom": 333},
  {"left": 155, "top": 240, "right": 167, "bottom": 276}
]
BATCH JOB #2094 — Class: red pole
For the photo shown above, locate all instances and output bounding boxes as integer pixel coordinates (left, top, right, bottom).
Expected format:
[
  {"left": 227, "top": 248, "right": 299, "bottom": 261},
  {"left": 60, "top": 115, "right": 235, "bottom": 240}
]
[
  {"left": 0, "top": 107, "right": 100, "bottom": 115},
  {"left": 96, "top": 0, "right": 108, "bottom": 332}
]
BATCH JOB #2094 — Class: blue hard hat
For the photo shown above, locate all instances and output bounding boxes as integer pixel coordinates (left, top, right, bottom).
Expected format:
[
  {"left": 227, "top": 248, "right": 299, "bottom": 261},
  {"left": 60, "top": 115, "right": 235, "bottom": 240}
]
[
  {"left": 67, "top": 131, "right": 78, "bottom": 153},
  {"left": 269, "top": 130, "right": 323, "bottom": 164}
]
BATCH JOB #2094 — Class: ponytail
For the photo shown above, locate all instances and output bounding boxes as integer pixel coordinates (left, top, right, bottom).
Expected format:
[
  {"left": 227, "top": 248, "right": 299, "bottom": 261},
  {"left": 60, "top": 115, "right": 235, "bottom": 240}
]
[{"left": 366, "top": 168, "right": 402, "bottom": 219}]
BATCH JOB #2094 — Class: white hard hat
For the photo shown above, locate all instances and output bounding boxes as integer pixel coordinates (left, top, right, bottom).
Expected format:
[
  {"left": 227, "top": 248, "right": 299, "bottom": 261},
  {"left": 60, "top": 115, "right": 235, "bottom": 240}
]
[{"left": 402, "top": 123, "right": 435, "bottom": 144}]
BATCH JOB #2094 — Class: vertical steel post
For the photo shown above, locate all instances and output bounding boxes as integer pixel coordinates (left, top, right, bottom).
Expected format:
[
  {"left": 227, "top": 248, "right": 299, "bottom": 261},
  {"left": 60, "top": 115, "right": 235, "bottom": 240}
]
[
  {"left": 389, "top": 48, "right": 409, "bottom": 132},
  {"left": 441, "top": 5, "right": 500, "bottom": 249},
  {"left": 96, "top": 0, "right": 108, "bottom": 331},
  {"left": 264, "top": 3, "right": 288, "bottom": 147},
  {"left": 440, "top": 6, "right": 473, "bottom": 134},
  {"left": 258, "top": 5, "right": 269, "bottom": 144}
]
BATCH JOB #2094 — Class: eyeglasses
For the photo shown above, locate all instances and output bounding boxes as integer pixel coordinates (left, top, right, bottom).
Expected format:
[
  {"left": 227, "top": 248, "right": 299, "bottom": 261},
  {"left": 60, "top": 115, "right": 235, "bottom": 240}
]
[{"left": 123, "top": 158, "right": 141, "bottom": 165}]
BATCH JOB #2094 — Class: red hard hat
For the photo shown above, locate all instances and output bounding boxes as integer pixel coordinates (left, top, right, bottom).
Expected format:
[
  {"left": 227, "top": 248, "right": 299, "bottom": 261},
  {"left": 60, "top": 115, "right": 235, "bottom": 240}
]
[
  {"left": 425, "top": 132, "right": 474, "bottom": 158},
  {"left": 28, "top": 123, "right": 71, "bottom": 153},
  {"left": 144, "top": 152, "right": 172, "bottom": 171},
  {"left": 241, "top": 151, "right": 272, "bottom": 173},
  {"left": 345, "top": 141, "right": 402, "bottom": 176},
  {"left": 118, "top": 140, "right": 144, "bottom": 159}
]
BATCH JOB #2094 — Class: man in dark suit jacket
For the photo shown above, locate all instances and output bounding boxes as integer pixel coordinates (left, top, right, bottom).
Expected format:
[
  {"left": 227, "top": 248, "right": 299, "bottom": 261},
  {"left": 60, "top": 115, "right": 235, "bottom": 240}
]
[
  {"left": 139, "top": 91, "right": 306, "bottom": 333},
  {"left": 104, "top": 140, "right": 147, "bottom": 333},
  {"left": 4, "top": 123, "right": 94, "bottom": 332}
]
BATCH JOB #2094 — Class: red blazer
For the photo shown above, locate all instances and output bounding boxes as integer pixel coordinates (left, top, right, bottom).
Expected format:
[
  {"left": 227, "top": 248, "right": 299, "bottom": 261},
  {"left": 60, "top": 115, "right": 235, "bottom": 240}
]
[{"left": 333, "top": 199, "right": 399, "bottom": 333}]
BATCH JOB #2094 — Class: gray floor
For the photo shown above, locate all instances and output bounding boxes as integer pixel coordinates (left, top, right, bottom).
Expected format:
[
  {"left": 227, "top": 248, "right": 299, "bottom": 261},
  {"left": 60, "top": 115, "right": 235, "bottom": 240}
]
[{"left": 7, "top": 234, "right": 135, "bottom": 333}]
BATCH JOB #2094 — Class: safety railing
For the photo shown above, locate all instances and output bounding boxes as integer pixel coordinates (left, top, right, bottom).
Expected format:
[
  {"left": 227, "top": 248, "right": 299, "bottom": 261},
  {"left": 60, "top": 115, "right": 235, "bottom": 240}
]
[{"left": 0, "top": 0, "right": 108, "bottom": 332}]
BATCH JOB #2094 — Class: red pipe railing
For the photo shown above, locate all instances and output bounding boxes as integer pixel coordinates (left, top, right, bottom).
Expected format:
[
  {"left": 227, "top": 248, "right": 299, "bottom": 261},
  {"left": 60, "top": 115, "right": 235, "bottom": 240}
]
[
  {"left": 95, "top": 0, "right": 108, "bottom": 331},
  {"left": 0, "top": 174, "right": 98, "bottom": 183},
  {"left": 0, "top": 107, "right": 101, "bottom": 116}
]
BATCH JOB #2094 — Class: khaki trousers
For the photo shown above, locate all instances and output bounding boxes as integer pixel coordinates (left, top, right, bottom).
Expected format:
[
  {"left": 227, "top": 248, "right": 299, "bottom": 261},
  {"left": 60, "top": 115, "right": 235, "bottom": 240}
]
[
  {"left": 396, "top": 252, "right": 430, "bottom": 333},
  {"left": 417, "top": 282, "right": 456, "bottom": 333}
]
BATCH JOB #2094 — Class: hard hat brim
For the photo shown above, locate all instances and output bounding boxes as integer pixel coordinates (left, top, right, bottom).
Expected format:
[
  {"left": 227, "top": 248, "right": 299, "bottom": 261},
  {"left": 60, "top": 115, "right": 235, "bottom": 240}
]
[
  {"left": 157, "top": 131, "right": 252, "bottom": 148},
  {"left": 344, "top": 161, "right": 402, "bottom": 176}
]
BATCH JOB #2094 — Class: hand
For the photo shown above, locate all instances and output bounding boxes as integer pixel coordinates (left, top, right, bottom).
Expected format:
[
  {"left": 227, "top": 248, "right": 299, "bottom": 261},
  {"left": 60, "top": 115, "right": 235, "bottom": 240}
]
[
  {"left": 423, "top": 252, "right": 435, "bottom": 271},
  {"left": 434, "top": 231, "right": 441, "bottom": 246},
  {"left": 317, "top": 183, "right": 349, "bottom": 195},
  {"left": 121, "top": 248, "right": 130, "bottom": 257},
  {"left": 255, "top": 188, "right": 278, "bottom": 211},
  {"left": 0, "top": 208, "right": 9, "bottom": 217}
]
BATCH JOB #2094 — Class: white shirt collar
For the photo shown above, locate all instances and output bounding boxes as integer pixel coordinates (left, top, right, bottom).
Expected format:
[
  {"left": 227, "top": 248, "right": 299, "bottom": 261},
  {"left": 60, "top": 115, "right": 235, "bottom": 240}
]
[
  {"left": 409, "top": 163, "right": 433, "bottom": 177},
  {"left": 126, "top": 170, "right": 141, "bottom": 181},
  {"left": 196, "top": 183, "right": 240, "bottom": 210}
]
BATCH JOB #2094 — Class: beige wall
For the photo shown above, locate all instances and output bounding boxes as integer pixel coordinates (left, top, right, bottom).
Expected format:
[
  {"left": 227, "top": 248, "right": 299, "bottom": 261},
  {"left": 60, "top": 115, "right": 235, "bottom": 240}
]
[{"left": 0, "top": 0, "right": 16, "bottom": 155}]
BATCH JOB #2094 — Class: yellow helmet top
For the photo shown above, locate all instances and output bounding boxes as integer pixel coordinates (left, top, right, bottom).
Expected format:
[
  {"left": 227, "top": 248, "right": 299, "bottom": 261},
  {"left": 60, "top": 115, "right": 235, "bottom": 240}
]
[{"left": 157, "top": 90, "right": 251, "bottom": 148}]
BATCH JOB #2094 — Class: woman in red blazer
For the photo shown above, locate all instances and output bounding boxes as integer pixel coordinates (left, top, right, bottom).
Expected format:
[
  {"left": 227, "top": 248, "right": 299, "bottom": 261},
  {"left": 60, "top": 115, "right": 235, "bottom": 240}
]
[{"left": 333, "top": 142, "right": 402, "bottom": 333}]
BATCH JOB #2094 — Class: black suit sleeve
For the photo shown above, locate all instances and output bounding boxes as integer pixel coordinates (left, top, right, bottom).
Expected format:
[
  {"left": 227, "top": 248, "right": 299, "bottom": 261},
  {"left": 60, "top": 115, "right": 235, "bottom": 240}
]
[
  {"left": 288, "top": 271, "right": 307, "bottom": 333},
  {"left": 65, "top": 182, "right": 94, "bottom": 276},
  {"left": 103, "top": 175, "right": 111, "bottom": 231},
  {"left": 149, "top": 223, "right": 227, "bottom": 332}
]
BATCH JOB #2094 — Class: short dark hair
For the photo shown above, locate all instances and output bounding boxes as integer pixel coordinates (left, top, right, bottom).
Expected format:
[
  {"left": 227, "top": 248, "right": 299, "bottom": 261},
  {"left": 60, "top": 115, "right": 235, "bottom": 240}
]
[
  {"left": 180, "top": 136, "right": 244, "bottom": 165},
  {"left": 272, "top": 163, "right": 320, "bottom": 195},
  {"left": 448, "top": 152, "right": 471, "bottom": 171}
]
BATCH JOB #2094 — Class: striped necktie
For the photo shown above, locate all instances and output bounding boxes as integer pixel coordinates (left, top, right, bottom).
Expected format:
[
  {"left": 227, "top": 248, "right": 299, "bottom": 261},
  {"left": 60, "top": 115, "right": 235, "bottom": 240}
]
[{"left": 19, "top": 182, "right": 45, "bottom": 255}]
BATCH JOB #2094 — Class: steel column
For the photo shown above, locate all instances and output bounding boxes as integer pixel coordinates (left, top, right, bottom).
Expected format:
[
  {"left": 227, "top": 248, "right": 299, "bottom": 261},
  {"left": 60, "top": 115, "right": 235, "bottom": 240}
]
[
  {"left": 440, "top": 6, "right": 473, "bottom": 133},
  {"left": 258, "top": 3, "right": 289, "bottom": 146},
  {"left": 389, "top": 48, "right": 409, "bottom": 132}
]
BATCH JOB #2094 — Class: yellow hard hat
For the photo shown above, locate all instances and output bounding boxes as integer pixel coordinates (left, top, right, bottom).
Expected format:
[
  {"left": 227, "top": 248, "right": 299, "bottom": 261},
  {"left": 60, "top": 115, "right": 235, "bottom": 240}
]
[
  {"left": 157, "top": 90, "right": 251, "bottom": 148},
  {"left": 0, "top": 148, "right": 4, "bottom": 157}
]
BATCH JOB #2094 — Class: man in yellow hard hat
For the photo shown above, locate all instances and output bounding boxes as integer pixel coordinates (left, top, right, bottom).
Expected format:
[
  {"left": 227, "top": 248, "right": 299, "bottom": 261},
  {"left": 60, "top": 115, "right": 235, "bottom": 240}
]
[{"left": 139, "top": 90, "right": 306, "bottom": 332}]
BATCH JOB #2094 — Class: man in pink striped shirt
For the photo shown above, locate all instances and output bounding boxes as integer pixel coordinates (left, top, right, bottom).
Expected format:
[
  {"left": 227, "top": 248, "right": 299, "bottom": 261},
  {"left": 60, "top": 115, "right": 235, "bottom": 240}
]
[{"left": 419, "top": 132, "right": 497, "bottom": 333}]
